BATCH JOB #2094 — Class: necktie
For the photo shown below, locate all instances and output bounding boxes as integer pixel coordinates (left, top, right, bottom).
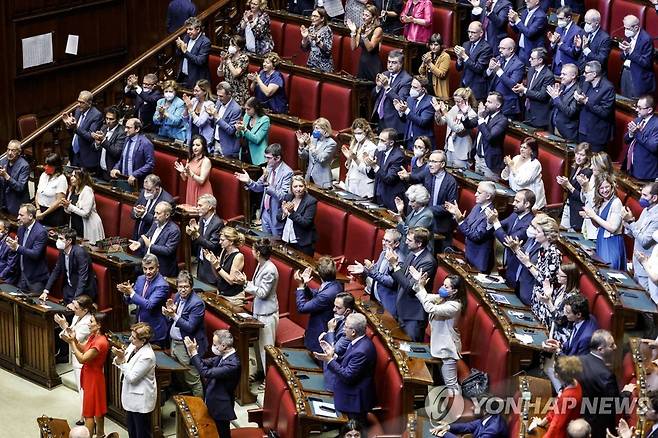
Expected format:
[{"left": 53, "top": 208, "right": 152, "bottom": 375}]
[
  {"left": 264, "top": 168, "right": 276, "bottom": 210},
  {"left": 526, "top": 70, "right": 538, "bottom": 110},
  {"left": 377, "top": 75, "right": 395, "bottom": 118},
  {"left": 432, "top": 174, "right": 441, "bottom": 206},
  {"left": 122, "top": 138, "right": 134, "bottom": 174},
  {"left": 482, "top": 16, "right": 489, "bottom": 41},
  {"left": 72, "top": 111, "right": 87, "bottom": 154},
  {"left": 627, "top": 118, "right": 647, "bottom": 171},
  {"left": 142, "top": 279, "right": 151, "bottom": 297}
]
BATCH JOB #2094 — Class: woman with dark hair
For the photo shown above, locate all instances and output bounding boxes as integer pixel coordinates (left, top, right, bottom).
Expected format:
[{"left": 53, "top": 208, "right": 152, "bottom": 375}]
[
  {"left": 301, "top": 8, "right": 333, "bottom": 72},
  {"left": 542, "top": 263, "right": 580, "bottom": 346},
  {"left": 278, "top": 175, "right": 318, "bottom": 255},
  {"left": 412, "top": 271, "right": 465, "bottom": 394},
  {"left": 400, "top": 0, "right": 432, "bottom": 43},
  {"left": 175, "top": 134, "right": 213, "bottom": 202},
  {"left": 216, "top": 35, "right": 250, "bottom": 105},
  {"left": 410, "top": 135, "right": 431, "bottom": 175},
  {"left": 153, "top": 80, "right": 186, "bottom": 141},
  {"left": 36, "top": 153, "right": 68, "bottom": 227},
  {"left": 347, "top": 5, "right": 383, "bottom": 82},
  {"left": 419, "top": 33, "right": 450, "bottom": 99},
  {"left": 248, "top": 52, "right": 288, "bottom": 114},
  {"left": 63, "top": 169, "right": 105, "bottom": 244},
  {"left": 238, "top": 0, "right": 274, "bottom": 55},
  {"left": 557, "top": 142, "right": 593, "bottom": 232},
  {"left": 501, "top": 138, "right": 547, "bottom": 209},
  {"left": 236, "top": 97, "right": 270, "bottom": 165}
]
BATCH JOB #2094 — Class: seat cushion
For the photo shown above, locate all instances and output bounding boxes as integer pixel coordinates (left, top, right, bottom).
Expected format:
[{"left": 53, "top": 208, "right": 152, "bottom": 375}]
[
  {"left": 276, "top": 317, "right": 305, "bottom": 348},
  {"left": 95, "top": 193, "right": 121, "bottom": 237},
  {"left": 154, "top": 150, "right": 181, "bottom": 202},
  {"left": 281, "top": 23, "right": 309, "bottom": 66},
  {"left": 314, "top": 202, "right": 347, "bottom": 257},
  {"left": 268, "top": 123, "right": 299, "bottom": 170},
  {"left": 343, "top": 215, "right": 378, "bottom": 265},
  {"left": 288, "top": 75, "right": 320, "bottom": 120},
  {"left": 320, "top": 82, "right": 353, "bottom": 131}
]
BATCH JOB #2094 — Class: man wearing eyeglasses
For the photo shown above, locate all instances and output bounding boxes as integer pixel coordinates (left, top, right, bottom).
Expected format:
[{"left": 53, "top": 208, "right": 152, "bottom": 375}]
[
  {"left": 0, "top": 139, "right": 30, "bottom": 216},
  {"left": 574, "top": 60, "right": 615, "bottom": 152},
  {"left": 124, "top": 73, "right": 163, "bottom": 132},
  {"left": 455, "top": 21, "right": 493, "bottom": 101},
  {"left": 61, "top": 90, "right": 104, "bottom": 173},
  {"left": 623, "top": 95, "right": 658, "bottom": 181}
]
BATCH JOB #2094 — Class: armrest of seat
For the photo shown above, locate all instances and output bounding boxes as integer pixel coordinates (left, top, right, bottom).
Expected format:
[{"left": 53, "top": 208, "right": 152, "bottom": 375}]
[{"left": 247, "top": 408, "right": 264, "bottom": 426}]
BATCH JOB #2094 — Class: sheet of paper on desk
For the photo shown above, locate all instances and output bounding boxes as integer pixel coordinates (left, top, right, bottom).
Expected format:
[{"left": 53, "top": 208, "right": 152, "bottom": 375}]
[
  {"left": 475, "top": 274, "right": 504, "bottom": 284},
  {"left": 398, "top": 342, "right": 411, "bottom": 352},
  {"left": 312, "top": 400, "right": 338, "bottom": 418},
  {"left": 514, "top": 333, "right": 533, "bottom": 344},
  {"left": 606, "top": 272, "right": 628, "bottom": 280},
  {"left": 39, "top": 304, "right": 52, "bottom": 309},
  {"left": 489, "top": 293, "right": 510, "bottom": 304},
  {"left": 237, "top": 312, "right": 252, "bottom": 319}
]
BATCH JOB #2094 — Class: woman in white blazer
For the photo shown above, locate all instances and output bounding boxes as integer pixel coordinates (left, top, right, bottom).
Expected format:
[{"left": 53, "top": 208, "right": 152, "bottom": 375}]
[
  {"left": 434, "top": 87, "right": 477, "bottom": 169},
  {"left": 112, "top": 322, "right": 157, "bottom": 438},
  {"left": 501, "top": 139, "right": 547, "bottom": 210},
  {"left": 412, "top": 271, "right": 464, "bottom": 395},
  {"left": 342, "top": 118, "right": 377, "bottom": 198},
  {"left": 55, "top": 295, "right": 94, "bottom": 426},
  {"left": 63, "top": 169, "right": 105, "bottom": 244}
]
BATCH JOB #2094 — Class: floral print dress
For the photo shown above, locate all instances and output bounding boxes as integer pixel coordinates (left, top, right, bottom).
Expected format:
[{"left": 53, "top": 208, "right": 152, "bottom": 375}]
[
  {"left": 239, "top": 12, "right": 275, "bottom": 55},
  {"left": 219, "top": 52, "right": 250, "bottom": 106},
  {"left": 303, "top": 25, "right": 333, "bottom": 72},
  {"left": 530, "top": 244, "right": 562, "bottom": 326}
]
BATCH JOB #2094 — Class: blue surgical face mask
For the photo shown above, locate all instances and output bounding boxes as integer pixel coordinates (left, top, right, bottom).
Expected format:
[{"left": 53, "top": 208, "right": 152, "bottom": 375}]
[
  {"left": 438, "top": 287, "right": 451, "bottom": 298},
  {"left": 312, "top": 129, "right": 323, "bottom": 140},
  {"left": 640, "top": 198, "right": 651, "bottom": 208}
]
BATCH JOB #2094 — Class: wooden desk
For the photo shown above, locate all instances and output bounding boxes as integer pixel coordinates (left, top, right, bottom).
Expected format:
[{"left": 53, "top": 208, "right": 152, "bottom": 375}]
[
  {"left": 173, "top": 395, "right": 220, "bottom": 438},
  {"left": 0, "top": 285, "right": 69, "bottom": 388},
  {"left": 629, "top": 337, "right": 652, "bottom": 438}
]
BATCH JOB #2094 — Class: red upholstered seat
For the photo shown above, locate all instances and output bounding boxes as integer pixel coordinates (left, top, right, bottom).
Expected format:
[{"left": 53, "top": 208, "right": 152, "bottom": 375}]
[
  {"left": 592, "top": 294, "right": 613, "bottom": 331},
  {"left": 233, "top": 366, "right": 288, "bottom": 438},
  {"left": 503, "top": 134, "right": 521, "bottom": 158},
  {"left": 609, "top": 0, "right": 646, "bottom": 40},
  {"left": 276, "top": 317, "right": 305, "bottom": 348},
  {"left": 46, "top": 246, "right": 63, "bottom": 298},
  {"left": 208, "top": 54, "right": 221, "bottom": 90},
  {"left": 17, "top": 114, "right": 39, "bottom": 140},
  {"left": 486, "top": 329, "right": 511, "bottom": 395},
  {"left": 314, "top": 202, "right": 347, "bottom": 256},
  {"left": 608, "top": 48, "right": 623, "bottom": 95},
  {"left": 432, "top": 6, "right": 454, "bottom": 47},
  {"left": 95, "top": 194, "right": 121, "bottom": 237},
  {"left": 378, "top": 43, "right": 396, "bottom": 68},
  {"left": 269, "top": 123, "right": 299, "bottom": 170},
  {"left": 93, "top": 263, "right": 111, "bottom": 311},
  {"left": 208, "top": 168, "right": 243, "bottom": 220},
  {"left": 373, "top": 228, "right": 387, "bottom": 258},
  {"left": 578, "top": 274, "right": 598, "bottom": 306},
  {"left": 281, "top": 23, "right": 308, "bottom": 66},
  {"left": 467, "top": 307, "right": 496, "bottom": 371},
  {"left": 271, "top": 19, "right": 285, "bottom": 54},
  {"left": 320, "top": 82, "right": 353, "bottom": 131},
  {"left": 276, "top": 390, "right": 298, "bottom": 438},
  {"left": 448, "top": 58, "right": 460, "bottom": 97},
  {"left": 458, "top": 292, "right": 481, "bottom": 352},
  {"left": 119, "top": 203, "right": 136, "bottom": 239},
  {"left": 340, "top": 37, "right": 360, "bottom": 76},
  {"left": 204, "top": 310, "right": 230, "bottom": 343},
  {"left": 240, "top": 244, "right": 257, "bottom": 278},
  {"left": 288, "top": 75, "right": 320, "bottom": 120},
  {"left": 537, "top": 148, "right": 566, "bottom": 205},
  {"left": 644, "top": 9, "right": 658, "bottom": 50},
  {"left": 343, "top": 215, "right": 377, "bottom": 265},
  {"left": 614, "top": 109, "right": 635, "bottom": 164},
  {"left": 271, "top": 257, "right": 293, "bottom": 316},
  {"left": 454, "top": 187, "right": 476, "bottom": 249},
  {"left": 331, "top": 34, "right": 343, "bottom": 71},
  {"left": 378, "top": 361, "right": 404, "bottom": 434},
  {"left": 154, "top": 150, "right": 181, "bottom": 202},
  {"left": 623, "top": 351, "right": 636, "bottom": 385},
  {"left": 433, "top": 266, "right": 449, "bottom": 293}
]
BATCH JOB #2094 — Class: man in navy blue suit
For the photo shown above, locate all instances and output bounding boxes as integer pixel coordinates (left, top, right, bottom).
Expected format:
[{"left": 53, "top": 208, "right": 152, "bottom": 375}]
[
  {"left": 295, "top": 257, "right": 344, "bottom": 353},
  {"left": 548, "top": 7, "right": 582, "bottom": 75},
  {"left": 469, "top": 0, "right": 512, "bottom": 53},
  {"left": 129, "top": 201, "right": 181, "bottom": 278},
  {"left": 92, "top": 106, "right": 126, "bottom": 181},
  {"left": 6, "top": 203, "right": 49, "bottom": 292},
  {"left": 488, "top": 189, "right": 535, "bottom": 289},
  {"left": 132, "top": 174, "right": 175, "bottom": 240},
  {"left": 486, "top": 38, "right": 524, "bottom": 119},
  {"left": 371, "top": 50, "right": 412, "bottom": 133},
  {"left": 465, "top": 92, "right": 508, "bottom": 178},
  {"left": 365, "top": 128, "right": 407, "bottom": 211},
  {"left": 395, "top": 76, "right": 436, "bottom": 150},
  {"left": 509, "top": 0, "right": 547, "bottom": 66},
  {"left": 0, "top": 140, "right": 30, "bottom": 216},
  {"left": 186, "top": 329, "right": 240, "bottom": 438},
  {"left": 446, "top": 182, "right": 496, "bottom": 273},
  {"left": 389, "top": 227, "right": 437, "bottom": 341},
  {"left": 175, "top": 17, "right": 211, "bottom": 89},
  {"left": 575, "top": 60, "right": 615, "bottom": 152},
  {"left": 62, "top": 90, "right": 103, "bottom": 173},
  {"left": 574, "top": 9, "right": 612, "bottom": 73},
  {"left": 315, "top": 313, "right": 376, "bottom": 426},
  {"left": 209, "top": 82, "right": 242, "bottom": 157},
  {"left": 620, "top": 15, "right": 656, "bottom": 99},
  {"left": 124, "top": 73, "right": 163, "bottom": 132},
  {"left": 163, "top": 270, "right": 208, "bottom": 398},
  {"left": 432, "top": 394, "right": 509, "bottom": 437},
  {"left": 119, "top": 254, "right": 170, "bottom": 347},
  {"left": 111, "top": 118, "right": 155, "bottom": 187},
  {"left": 41, "top": 228, "right": 97, "bottom": 304},
  {"left": 167, "top": 0, "right": 196, "bottom": 33},
  {"left": 624, "top": 95, "right": 658, "bottom": 181},
  {"left": 455, "top": 21, "right": 493, "bottom": 101},
  {"left": 0, "top": 220, "right": 18, "bottom": 285},
  {"left": 548, "top": 63, "right": 581, "bottom": 141},
  {"left": 512, "top": 47, "right": 554, "bottom": 129}
]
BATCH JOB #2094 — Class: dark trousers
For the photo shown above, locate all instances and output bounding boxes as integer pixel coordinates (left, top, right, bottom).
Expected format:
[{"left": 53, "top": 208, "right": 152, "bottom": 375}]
[
  {"left": 18, "top": 276, "right": 45, "bottom": 294},
  {"left": 215, "top": 419, "right": 231, "bottom": 438},
  {"left": 127, "top": 411, "right": 152, "bottom": 438},
  {"left": 399, "top": 319, "right": 426, "bottom": 342},
  {"left": 292, "top": 242, "right": 314, "bottom": 256}
]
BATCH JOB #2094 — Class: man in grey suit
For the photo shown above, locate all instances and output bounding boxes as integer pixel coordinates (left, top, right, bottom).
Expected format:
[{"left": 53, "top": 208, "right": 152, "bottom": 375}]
[
  {"left": 623, "top": 182, "right": 658, "bottom": 294},
  {"left": 235, "top": 143, "right": 293, "bottom": 237},
  {"left": 393, "top": 184, "right": 435, "bottom": 256},
  {"left": 187, "top": 194, "right": 224, "bottom": 285},
  {"left": 209, "top": 82, "right": 242, "bottom": 158},
  {"left": 92, "top": 106, "right": 126, "bottom": 181},
  {"left": 236, "top": 238, "right": 278, "bottom": 382}
]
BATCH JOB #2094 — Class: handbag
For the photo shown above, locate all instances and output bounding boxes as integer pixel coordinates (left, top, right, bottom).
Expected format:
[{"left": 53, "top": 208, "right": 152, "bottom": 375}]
[{"left": 461, "top": 368, "right": 489, "bottom": 398}]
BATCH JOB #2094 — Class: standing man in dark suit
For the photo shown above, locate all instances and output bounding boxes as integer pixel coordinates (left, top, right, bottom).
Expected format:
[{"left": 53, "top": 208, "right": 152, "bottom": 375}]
[
  {"left": 466, "top": 92, "right": 508, "bottom": 178},
  {"left": 548, "top": 63, "right": 581, "bottom": 141},
  {"left": 388, "top": 227, "right": 437, "bottom": 341},
  {"left": 5, "top": 203, "right": 49, "bottom": 292},
  {"left": 509, "top": 0, "right": 547, "bottom": 66},
  {"left": 395, "top": 76, "right": 436, "bottom": 150},
  {"left": 91, "top": 106, "right": 126, "bottom": 181},
  {"left": 185, "top": 329, "right": 240, "bottom": 438},
  {"left": 548, "top": 7, "right": 582, "bottom": 75},
  {"left": 0, "top": 220, "right": 18, "bottom": 285},
  {"left": 295, "top": 257, "right": 344, "bottom": 353},
  {"left": 163, "top": 270, "right": 207, "bottom": 398},
  {"left": 488, "top": 189, "right": 536, "bottom": 290},
  {"left": 0, "top": 139, "right": 30, "bottom": 216},
  {"left": 208, "top": 82, "right": 242, "bottom": 157},
  {"left": 624, "top": 95, "right": 658, "bottom": 181},
  {"left": 111, "top": 118, "right": 155, "bottom": 187},
  {"left": 124, "top": 73, "right": 163, "bottom": 132},
  {"left": 62, "top": 90, "right": 104, "bottom": 173},
  {"left": 40, "top": 228, "right": 97, "bottom": 304},
  {"left": 175, "top": 17, "right": 211, "bottom": 89},
  {"left": 371, "top": 50, "right": 413, "bottom": 133},
  {"left": 446, "top": 182, "right": 496, "bottom": 273},
  {"left": 513, "top": 47, "right": 554, "bottom": 129},
  {"left": 574, "top": 9, "right": 612, "bottom": 73},
  {"left": 132, "top": 174, "right": 175, "bottom": 240},
  {"left": 620, "top": 15, "right": 656, "bottom": 99},
  {"left": 486, "top": 38, "right": 525, "bottom": 119},
  {"left": 469, "top": 0, "right": 512, "bottom": 53},
  {"left": 315, "top": 313, "right": 376, "bottom": 426},
  {"left": 167, "top": 0, "right": 196, "bottom": 33},
  {"left": 365, "top": 128, "right": 407, "bottom": 211},
  {"left": 129, "top": 201, "right": 181, "bottom": 278},
  {"left": 575, "top": 61, "right": 615, "bottom": 152},
  {"left": 455, "top": 21, "right": 494, "bottom": 101},
  {"left": 186, "top": 194, "right": 224, "bottom": 285}
]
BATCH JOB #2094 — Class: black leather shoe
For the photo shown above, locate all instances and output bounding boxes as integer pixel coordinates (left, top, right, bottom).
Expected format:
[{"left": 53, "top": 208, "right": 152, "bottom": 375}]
[{"left": 75, "top": 420, "right": 84, "bottom": 426}]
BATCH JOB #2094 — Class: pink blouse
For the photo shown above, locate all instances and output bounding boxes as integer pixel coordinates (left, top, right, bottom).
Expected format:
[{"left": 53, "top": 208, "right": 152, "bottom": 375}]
[{"left": 402, "top": 0, "right": 433, "bottom": 43}]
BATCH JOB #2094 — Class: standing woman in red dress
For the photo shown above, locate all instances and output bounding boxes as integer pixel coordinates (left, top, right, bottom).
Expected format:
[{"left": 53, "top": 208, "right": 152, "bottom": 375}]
[{"left": 62, "top": 312, "right": 110, "bottom": 437}]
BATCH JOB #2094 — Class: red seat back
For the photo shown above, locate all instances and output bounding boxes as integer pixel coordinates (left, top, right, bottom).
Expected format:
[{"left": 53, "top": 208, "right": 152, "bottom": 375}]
[
  {"left": 95, "top": 194, "right": 121, "bottom": 237},
  {"left": 93, "top": 263, "right": 110, "bottom": 311},
  {"left": 373, "top": 228, "right": 387, "bottom": 259},
  {"left": 448, "top": 58, "right": 459, "bottom": 97},
  {"left": 609, "top": 0, "right": 646, "bottom": 40},
  {"left": 271, "top": 257, "right": 294, "bottom": 316},
  {"left": 468, "top": 307, "right": 496, "bottom": 371},
  {"left": 608, "top": 48, "right": 623, "bottom": 95},
  {"left": 320, "top": 82, "right": 353, "bottom": 131},
  {"left": 46, "top": 246, "right": 63, "bottom": 298},
  {"left": 340, "top": 37, "right": 360, "bottom": 76},
  {"left": 208, "top": 168, "right": 242, "bottom": 220},
  {"left": 288, "top": 75, "right": 320, "bottom": 120},
  {"left": 486, "top": 329, "right": 511, "bottom": 395},
  {"left": 537, "top": 148, "right": 566, "bottom": 205},
  {"left": 592, "top": 294, "right": 613, "bottom": 331},
  {"left": 281, "top": 23, "right": 308, "bottom": 66},
  {"left": 204, "top": 310, "right": 230, "bottom": 343},
  {"left": 119, "top": 203, "right": 136, "bottom": 239},
  {"left": 263, "top": 367, "right": 286, "bottom": 432},
  {"left": 432, "top": 6, "right": 454, "bottom": 47},
  {"left": 276, "top": 390, "right": 298, "bottom": 438},
  {"left": 377, "top": 358, "right": 404, "bottom": 435},
  {"left": 343, "top": 215, "right": 377, "bottom": 264},
  {"left": 378, "top": 44, "right": 396, "bottom": 68},
  {"left": 314, "top": 202, "right": 348, "bottom": 256},
  {"left": 271, "top": 19, "right": 285, "bottom": 54},
  {"left": 458, "top": 291, "right": 481, "bottom": 352},
  {"left": 585, "top": 0, "right": 611, "bottom": 31},
  {"left": 331, "top": 33, "right": 343, "bottom": 70},
  {"left": 614, "top": 109, "right": 635, "bottom": 164},
  {"left": 240, "top": 244, "right": 257, "bottom": 278},
  {"left": 208, "top": 54, "right": 221, "bottom": 90},
  {"left": 579, "top": 273, "right": 598, "bottom": 308},
  {"left": 268, "top": 123, "right": 299, "bottom": 170},
  {"left": 154, "top": 150, "right": 182, "bottom": 202},
  {"left": 503, "top": 134, "right": 522, "bottom": 159}
]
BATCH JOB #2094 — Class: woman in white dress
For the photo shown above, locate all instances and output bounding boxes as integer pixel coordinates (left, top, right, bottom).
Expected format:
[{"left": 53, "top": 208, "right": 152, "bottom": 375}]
[
  {"left": 63, "top": 169, "right": 105, "bottom": 244},
  {"left": 36, "top": 153, "right": 68, "bottom": 227},
  {"left": 576, "top": 151, "right": 613, "bottom": 240},
  {"left": 342, "top": 118, "right": 377, "bottom": 198},
  {"left": 501, "top": 138, "right": 547, "bottom": 210},
  {"left": 54, "top": 295, "right": 94, "bottom": 425},
  {"left": 433, "top": 87, "right": 477, "bottom": 169}
]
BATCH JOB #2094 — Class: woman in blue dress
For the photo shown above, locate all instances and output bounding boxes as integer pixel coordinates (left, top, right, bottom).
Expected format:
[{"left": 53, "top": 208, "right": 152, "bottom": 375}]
[{"left": 248, "top": 52, "right": 288, "bottom": 114}]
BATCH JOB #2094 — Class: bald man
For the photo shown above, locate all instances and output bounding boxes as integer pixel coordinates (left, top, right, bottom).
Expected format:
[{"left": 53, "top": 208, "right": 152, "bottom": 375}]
[
  {"left": 455, "top": 21, "right": 493, "bottom": 101},
  {"left": 486, "top": 38, "right": 524, "bottom": 118},
  {"left": 62, "top": 90, "right": 103, "bottom": 172},
  {"left": 574, "top": 9, "right": 612, "bottom": 72},
  {"left": 620, "top": 15, "right": 656, "bottom": 99}
]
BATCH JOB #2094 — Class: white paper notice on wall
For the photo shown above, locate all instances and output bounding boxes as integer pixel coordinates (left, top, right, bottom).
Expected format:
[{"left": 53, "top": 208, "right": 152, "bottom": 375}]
[
  {"left": 65, "top": 35, "right": 79, "bottom": 55},
  {"left": 22, "top": 33, "right": 53, "bottom": 69}
]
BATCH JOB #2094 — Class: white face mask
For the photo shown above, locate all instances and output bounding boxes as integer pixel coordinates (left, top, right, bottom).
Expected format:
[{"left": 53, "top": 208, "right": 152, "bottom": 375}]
[
  {"left": 212, "top": 345, "right": 222, "bottom": 356},
  {"left": 56, "top": 239, "right": 66, "bottom": 250},
  {"left": 376, "top": 141, "right": 388, "bottom": 151},
  {"left": 353, "top": 133, "right": 365, "bottom": 143},
  {"left": 413, "top": 148, "right": 424, "bottom": 158},
  {"left": 557, "top": 19, "right": 568, "bottom": 28},
  {"left": 653, "top": 230, "right": 658, "bottom": 244},
  {"left": 228, "top": 45, "right": 237, "bottom": 55},
  {"left": 526, "top": 226, "right": 537, "bottom": 239},
  {"left": 583, "top": 23, "right": 595, "bottom": 33},
  {"left": 333, "top": 314, "right": 345, "bottom": 321},
  {"left": 164, "top": 91, "right": 175, "bottom": 101},
  {"left": 144, "top": 192, "right": 154, "bottom": 200},
  {"left": 625, "top": 28, "right": 636, "bottom": 38},
  {"left": 409, "top": 88, "right": 420, "bottom": 98}
]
